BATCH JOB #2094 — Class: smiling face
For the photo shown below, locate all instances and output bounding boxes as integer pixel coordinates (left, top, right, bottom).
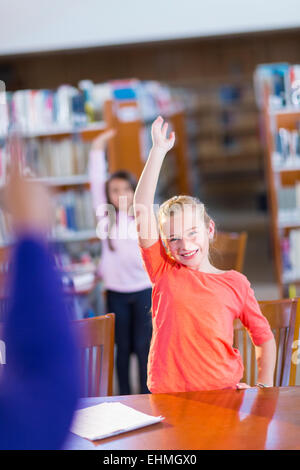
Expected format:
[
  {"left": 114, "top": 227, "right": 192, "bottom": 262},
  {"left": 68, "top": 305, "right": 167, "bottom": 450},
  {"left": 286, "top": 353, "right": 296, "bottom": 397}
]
[
  {"left": 107, "top": 177, "right": 134, "bottom": 211},
  {"left": 161, "top": 203, "right": 214, "bottom": 270}
]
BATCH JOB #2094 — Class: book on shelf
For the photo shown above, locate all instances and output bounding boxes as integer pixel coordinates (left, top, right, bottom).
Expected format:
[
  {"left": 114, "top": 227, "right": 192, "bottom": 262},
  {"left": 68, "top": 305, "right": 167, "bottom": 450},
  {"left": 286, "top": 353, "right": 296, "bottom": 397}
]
[
  {"left": 279, "top": 182, "right": 300, "bottom": 279},
  {"left": 53, "top": 189, "right": 96, "bottom": 237},
  {"left": 5, "top": 84, "right": 110, "bottom": 136},
  {"left": 109, "top": 79, "right": 179, "bottom": 122},
  {"left": 2, "top": 79, "right": 183, "bottom": 141},
  {"left": 0, "top": 78, "right": 189, "bottom": 250},
  {"left": 282, "top": 229, "right": 300, "bottom": 281},
  {"left": 277, "top": 183, "right": 300, "bottom": 226},
  {"left": 25, "top": 136, "right": 91, "bottom": 178},
  {"left": 254, "top": 62, "right": 300, "bottom": 110},
  {"left": 272, "top": 127, "right": 300, "bottom": 169}
]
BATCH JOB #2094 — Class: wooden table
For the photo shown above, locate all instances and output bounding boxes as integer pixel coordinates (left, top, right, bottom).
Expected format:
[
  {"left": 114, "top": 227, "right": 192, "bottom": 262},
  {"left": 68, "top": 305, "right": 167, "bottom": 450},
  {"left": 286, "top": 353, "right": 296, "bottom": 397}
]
[{"left": 64, "top": 387, "right": 300, "bottom": 450}]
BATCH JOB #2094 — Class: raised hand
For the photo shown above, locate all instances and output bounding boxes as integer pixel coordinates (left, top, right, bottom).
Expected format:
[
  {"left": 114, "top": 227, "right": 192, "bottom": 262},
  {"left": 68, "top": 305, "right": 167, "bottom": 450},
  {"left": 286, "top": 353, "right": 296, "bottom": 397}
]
[
  {"left": 151, "top": 116, "right": 175, "bottom": 153},
  {"left": 5, "top": 135, "right": 54, "bottom": 234},
  {"left": 91, "top": 128, "right": 116, "bottom": 151}
]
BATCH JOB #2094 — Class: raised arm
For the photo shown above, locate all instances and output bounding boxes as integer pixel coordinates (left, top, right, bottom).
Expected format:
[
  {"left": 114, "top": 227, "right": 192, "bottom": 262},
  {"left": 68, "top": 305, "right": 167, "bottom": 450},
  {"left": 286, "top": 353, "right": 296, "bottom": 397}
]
[
  {"left": 0, "top": 154, "right": 79, "bottom": 449},
  {"left": 88, "top": 129, "right": 116, "bottom": 211},
  {"left": 134, "top": 116, "right": 175, "bottom": 248}
]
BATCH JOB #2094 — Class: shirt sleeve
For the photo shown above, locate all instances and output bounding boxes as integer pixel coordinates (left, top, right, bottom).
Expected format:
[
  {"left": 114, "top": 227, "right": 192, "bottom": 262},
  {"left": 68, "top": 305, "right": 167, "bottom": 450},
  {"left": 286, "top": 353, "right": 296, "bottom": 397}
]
[
  {"left": 0, "top": 234, "right": 80, "bottom": 450},
  {"left": 88, "top": 149, "right": 108, "bottom": 212},
  {"left": 239, "top": 280, "right": 274, "bottom": 346},
  {"left": 139, "top": 238, "right": 175, "bottom": 284}
]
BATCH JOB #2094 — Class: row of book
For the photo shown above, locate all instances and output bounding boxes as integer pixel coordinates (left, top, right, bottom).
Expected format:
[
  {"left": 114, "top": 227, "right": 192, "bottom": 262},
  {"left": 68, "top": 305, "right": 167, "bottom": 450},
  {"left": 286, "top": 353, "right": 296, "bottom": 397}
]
[
  {"left": 0, "top": 189, "right": 97, "bottom": 245},
  {"left": 0, "top": 137, "right": 92, "bottom": 182},
  {"left": 282, "top": 230, "right": 300, "bottom": 277},
  {"left": 25, "top": 137, "right": 91, "bottom": 178},
  {"left": 0, "top": 82, "right": 109, "bottom": 136},
  {"left": 53, "top": 190, "right": 96, "bottom": 236},
  {"left": 273, "top": 128, "right": 300, "bottom": 168},
  {"left": 277, "top": 184, "right": 300, "bottom": 227},
  {"left": 0, "top": 80, "right": 178, "bottom": 137},
  {"left": 254, "top": 63, "right": 300, "bottom": 110},
  {"left": 110, "top": 79, "right": 177, "bottom": 121}
]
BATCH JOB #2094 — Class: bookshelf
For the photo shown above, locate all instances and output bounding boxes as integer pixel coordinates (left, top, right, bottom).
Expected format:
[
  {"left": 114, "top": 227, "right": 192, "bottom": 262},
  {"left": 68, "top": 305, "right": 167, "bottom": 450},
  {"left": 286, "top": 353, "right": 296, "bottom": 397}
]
[
  {"left": 255, "top": 63, "right": 300, "bottom": 296},
  {"left": 178, "top": 80, "right": 265, "bottom": 209},
  {"left": 103, "top": 80, "right": 191, "bottom": 200},
  {"left": 184, "top": 82, "right": 263, "bottom": 175},
  {"left": 0, "top": 79, "right": 192, "bottom": 247},
  {"left": 0, "top": 79, "right": 192, "bottom": 318}
]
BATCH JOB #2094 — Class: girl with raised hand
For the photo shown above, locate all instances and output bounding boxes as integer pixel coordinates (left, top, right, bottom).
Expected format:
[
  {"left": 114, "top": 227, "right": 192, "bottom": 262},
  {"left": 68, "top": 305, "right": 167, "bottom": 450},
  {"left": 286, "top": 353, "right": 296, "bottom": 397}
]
[
  {"left": 133, "top": 116, "right": 276, "bottom": 393},
  {"left": 88, "top": 131, "right": 152, "bottom": 395}
]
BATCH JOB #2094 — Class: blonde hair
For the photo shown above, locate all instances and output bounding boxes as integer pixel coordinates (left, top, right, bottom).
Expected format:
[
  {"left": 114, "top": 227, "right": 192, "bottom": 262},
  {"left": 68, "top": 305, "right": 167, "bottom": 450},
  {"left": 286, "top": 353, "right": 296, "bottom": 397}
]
[{"left": 158, "top": 195, "right": 214, "bottom": 256}]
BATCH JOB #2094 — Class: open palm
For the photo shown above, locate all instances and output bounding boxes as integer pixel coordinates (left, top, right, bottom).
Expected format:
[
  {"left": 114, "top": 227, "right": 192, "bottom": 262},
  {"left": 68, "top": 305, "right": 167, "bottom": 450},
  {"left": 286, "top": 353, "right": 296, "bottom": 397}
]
[{"left": 151, "top": 116, "right": 175, "bottom": 152}]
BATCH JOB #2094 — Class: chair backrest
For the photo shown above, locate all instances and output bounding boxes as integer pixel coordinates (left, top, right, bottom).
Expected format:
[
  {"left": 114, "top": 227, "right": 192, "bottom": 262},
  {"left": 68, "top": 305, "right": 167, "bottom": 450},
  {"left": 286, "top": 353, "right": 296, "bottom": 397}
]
[
  {"left": 233, "top": 298, "right": 298, "bottom": 386},
  {"left": 73, "top": 314, "right": 115, "bottom": 397},
  {"left": 211, "top": 231, "right": 247, "bottom": 272}
]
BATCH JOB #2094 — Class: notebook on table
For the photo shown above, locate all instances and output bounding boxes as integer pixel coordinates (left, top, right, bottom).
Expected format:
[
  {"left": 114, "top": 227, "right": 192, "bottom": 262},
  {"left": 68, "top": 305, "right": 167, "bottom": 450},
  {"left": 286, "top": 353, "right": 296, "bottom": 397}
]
[{"left": 71, "top": 402, "right": 164, "bottom": 441}]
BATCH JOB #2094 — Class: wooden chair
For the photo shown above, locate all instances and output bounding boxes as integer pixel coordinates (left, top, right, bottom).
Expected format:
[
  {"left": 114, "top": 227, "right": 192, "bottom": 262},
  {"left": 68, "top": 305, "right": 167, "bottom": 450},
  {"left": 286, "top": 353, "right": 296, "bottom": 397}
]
[
  {"left": 233, "top": 298, "right": 299, "bottom": 387},
  {"left": 211, "top": 231, "right": 247, "bottom": 272},
  {"left": 74, "top": 314, "right": 115, "bottom": 397}
]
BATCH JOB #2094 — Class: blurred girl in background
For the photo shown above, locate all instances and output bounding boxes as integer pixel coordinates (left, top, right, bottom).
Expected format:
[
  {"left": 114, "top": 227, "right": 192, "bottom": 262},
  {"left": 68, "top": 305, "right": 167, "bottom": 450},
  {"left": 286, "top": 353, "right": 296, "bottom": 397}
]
[{"left": 88, "top": 130, "right": 152, "bottom": 395}]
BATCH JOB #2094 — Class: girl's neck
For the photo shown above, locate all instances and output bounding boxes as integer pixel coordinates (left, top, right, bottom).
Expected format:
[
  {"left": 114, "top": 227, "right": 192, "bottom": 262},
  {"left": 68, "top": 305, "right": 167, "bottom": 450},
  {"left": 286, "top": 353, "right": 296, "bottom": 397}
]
[{"left": 191, "top": 257, "right": 225, "bottom": 274}]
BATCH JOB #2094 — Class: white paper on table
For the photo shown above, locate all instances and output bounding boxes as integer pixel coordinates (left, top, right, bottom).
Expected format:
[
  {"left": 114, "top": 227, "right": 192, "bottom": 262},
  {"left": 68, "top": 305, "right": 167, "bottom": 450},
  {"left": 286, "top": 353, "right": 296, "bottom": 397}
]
[{"left": 71, "top": 402, "right": 164, "bottom": 441}]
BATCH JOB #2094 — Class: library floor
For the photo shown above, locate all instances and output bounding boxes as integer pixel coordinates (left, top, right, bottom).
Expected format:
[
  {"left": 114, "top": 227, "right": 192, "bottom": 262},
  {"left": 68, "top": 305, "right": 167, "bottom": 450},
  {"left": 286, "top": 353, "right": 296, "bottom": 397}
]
[{"left": 113, "top": 209, "right": 280, "bottom": 395}]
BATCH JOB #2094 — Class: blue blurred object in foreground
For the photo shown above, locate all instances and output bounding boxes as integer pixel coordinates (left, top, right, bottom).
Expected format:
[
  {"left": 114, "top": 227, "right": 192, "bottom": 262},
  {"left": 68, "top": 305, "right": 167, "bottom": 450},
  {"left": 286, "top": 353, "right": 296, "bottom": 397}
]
[{"left": 0, "top": 234, "right": 80, "bottom": 449}]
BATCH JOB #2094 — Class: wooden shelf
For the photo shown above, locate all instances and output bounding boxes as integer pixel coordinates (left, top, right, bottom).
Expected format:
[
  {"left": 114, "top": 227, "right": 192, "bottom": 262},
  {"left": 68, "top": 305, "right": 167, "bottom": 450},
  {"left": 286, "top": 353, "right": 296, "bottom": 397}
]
[
  {"left": 280, "top": 169, "right": 300, "bottom": 186},
  {"left": 0, "top": 89, "right": 191, "bottom": 250},
  {"left": 51, "top": 230, "right": 98, "bottom": 243},
  {"left": 30, "top": 175, "right": 90, "bottom": 187},
  {"left": 0, "top": 229, "right": 99, "bottom": 248},
  {"left": 275, "top": 110, "right": 300, "bottom": 130},
  {"left": 23, "top": 121, "right": 106, "bottom": 140},
  {"left": 262, "top": 89, "right": 300, "bottom": 295}
]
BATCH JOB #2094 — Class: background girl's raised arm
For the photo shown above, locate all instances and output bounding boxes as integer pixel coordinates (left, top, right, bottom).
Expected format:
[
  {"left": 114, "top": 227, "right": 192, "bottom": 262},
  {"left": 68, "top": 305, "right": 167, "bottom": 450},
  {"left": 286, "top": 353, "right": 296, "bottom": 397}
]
[
  {"left": 133, "top": 116, "right": 175, "bottom": 249},
  {"left": 88, "top": 129, "right": 116, "bottom": 212}
]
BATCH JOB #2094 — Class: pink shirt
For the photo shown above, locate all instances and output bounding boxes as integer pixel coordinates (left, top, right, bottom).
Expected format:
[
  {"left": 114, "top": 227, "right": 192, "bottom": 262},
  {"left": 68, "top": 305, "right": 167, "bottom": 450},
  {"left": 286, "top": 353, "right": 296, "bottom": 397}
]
[{"left": 88, "top": 149, "right": 151, "bottom": 293}]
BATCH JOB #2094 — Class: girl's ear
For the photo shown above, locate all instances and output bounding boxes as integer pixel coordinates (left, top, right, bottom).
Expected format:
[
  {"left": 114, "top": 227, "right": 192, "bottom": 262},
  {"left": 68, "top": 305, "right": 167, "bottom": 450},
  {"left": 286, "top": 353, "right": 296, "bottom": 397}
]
[{"left": 208, "top": 219, "right": 215, "bottom": 240}]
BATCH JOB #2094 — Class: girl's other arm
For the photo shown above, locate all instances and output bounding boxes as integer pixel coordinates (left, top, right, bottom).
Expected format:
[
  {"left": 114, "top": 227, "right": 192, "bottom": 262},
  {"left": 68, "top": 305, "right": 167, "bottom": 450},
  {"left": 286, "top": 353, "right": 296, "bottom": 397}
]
[
  {"left": 254, "top": 338, "right": 276, "bottom": 386},
  {"left": 237, "top": 282, "right": 276, "bottom": 389},
  {"left": 134, "top": 116, "right": 175, "bottom": 248},
  {"left": 237, "top": 338, "right": 276, "bottom": 389}
]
